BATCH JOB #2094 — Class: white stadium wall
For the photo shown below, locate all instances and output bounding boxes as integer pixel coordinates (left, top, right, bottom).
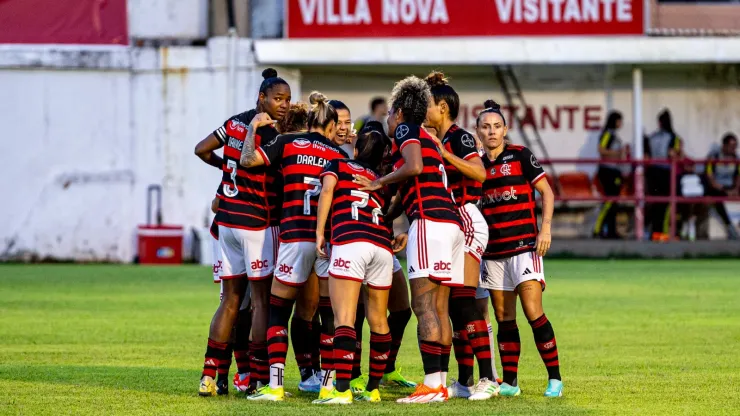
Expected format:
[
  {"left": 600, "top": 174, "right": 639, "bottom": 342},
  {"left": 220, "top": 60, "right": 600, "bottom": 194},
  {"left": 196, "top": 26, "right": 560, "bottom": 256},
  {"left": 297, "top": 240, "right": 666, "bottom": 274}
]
[
  {"left": 301, "top": 65, "right": 740, "bottom": 173},
  {"left": 0, "top": 40, "right": 301, "bottom": 262}
]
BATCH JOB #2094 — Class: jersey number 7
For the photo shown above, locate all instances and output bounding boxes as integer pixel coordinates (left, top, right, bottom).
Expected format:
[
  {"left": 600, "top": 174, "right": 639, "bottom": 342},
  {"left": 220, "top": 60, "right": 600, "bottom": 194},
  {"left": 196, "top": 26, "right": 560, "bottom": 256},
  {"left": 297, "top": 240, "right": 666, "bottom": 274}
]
[{"left": 350, "top": 190, "right": 382, "bottom": 225}]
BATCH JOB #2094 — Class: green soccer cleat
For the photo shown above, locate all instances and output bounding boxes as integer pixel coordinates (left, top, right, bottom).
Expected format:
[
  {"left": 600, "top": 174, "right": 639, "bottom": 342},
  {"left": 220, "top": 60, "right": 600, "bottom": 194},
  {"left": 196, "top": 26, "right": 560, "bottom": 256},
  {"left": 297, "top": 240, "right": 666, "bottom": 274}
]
[
  {"left": 544, "top": 379, "right": 563, "bottom": 397},
  {"left": 499, "top": 382, "right": 521, "bottom": 397},
  {"left": 246, "top": 385, "right": 285, "bottom": 401},
  {"left": 350, "top": 375, "right": 368, "bottom": 394},
  {"left": 355, "top": 388, "right": 381, "bottom": 402},
  {"left": 312, "top": 388, "right": 353, "bottom": 404},
  {"left": 381, "top": 367, "right": 417, "bottom": 388}
]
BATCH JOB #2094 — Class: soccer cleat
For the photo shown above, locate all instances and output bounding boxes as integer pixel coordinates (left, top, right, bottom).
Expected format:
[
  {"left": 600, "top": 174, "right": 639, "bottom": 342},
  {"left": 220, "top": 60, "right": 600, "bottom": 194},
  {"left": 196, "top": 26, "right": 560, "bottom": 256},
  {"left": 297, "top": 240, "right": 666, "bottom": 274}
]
[
  {"left": 544, "top": 379, "right": 563, "bottom": 397},
  {"left": 298, "top": 372, "right": 322, "bottom": 393},
  {"left": 446, "top": 378, "right": 473, "bottom": 398},
  {"left": 381, "top": 367, "right": 417, "bottom": 388},
  {"left": 198, "top": 376, "right": 217, "bottom": 397},
  {"left": 312, "top": 388, "right": 353, "bottom": 404},
  {"left": 246, "top": 385, "right": 285, "bottom": 401},
  {"left": 396, "top": 384, "right": 446, "bottom": 404},
  {"left": 499, "top": 382, "right": 521, "bottom": 397},
  {"left": 317, "top": 386, "right": 335, "bottom": 400},
  {"left": 232, "top": 372, "right": 250, "bottom": 392},
  {"left": 350, "top": 375, "right": 368, "bottom": 394},
  {"left": 356, "top": 389, "right": 381, "bottom": 402},
  {"left": 468, "top": 378, "right": 500, "bottom": 400},
  {"left": 216, "top": 378, "right": 229, "bottom": 395}
]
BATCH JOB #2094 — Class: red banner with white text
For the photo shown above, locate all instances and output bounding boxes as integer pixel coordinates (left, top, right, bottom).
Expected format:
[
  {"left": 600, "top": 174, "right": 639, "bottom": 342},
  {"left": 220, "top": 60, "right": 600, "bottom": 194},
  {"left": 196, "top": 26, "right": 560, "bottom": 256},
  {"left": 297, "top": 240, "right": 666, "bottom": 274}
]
[
  {"left": 0, "top": 0, "right": 128, "bottom": 45},
  {"left": 287, "top": 0, "right": 644, "bottom": 38}
]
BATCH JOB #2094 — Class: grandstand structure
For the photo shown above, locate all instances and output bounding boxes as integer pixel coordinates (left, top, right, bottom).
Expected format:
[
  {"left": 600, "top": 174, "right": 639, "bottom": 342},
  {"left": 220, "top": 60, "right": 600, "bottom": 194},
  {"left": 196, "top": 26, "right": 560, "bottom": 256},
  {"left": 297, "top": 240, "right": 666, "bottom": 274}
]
[{"left": 1, "top": 0, "right": 739, "bottom": 261}]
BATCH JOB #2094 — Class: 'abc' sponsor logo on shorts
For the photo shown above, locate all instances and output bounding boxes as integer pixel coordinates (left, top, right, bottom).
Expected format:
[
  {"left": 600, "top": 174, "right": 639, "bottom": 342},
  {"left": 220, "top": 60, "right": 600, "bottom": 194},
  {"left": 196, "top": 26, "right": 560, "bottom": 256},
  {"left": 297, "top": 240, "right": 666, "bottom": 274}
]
[
  {"left": 333, "top": 258, "right": 351, "bottom": 269},
  {"left": 251, "top": 259, "right": 269, "bottom": 270},
  {"left": 278, "top": 263, "right": 294, "bottom": 275},
  {"left": 433, "top": 261, "right": 451, "bottom": 271}
]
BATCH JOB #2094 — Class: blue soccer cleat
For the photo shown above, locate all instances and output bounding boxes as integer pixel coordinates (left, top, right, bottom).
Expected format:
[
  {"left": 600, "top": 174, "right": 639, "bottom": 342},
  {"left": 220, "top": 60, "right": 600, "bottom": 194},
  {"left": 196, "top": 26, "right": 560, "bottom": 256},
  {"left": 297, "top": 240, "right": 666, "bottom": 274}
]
[{"left": 544, "top": 379, "right": 563, "bottom": 397}]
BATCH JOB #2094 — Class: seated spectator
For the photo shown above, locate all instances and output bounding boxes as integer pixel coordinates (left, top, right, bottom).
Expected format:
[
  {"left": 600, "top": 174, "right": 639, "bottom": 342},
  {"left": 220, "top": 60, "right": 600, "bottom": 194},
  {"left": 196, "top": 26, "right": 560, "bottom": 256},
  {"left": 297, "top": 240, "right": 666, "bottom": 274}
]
[{"left": 704, "top": 133, "right": 739, "bottom": 239}]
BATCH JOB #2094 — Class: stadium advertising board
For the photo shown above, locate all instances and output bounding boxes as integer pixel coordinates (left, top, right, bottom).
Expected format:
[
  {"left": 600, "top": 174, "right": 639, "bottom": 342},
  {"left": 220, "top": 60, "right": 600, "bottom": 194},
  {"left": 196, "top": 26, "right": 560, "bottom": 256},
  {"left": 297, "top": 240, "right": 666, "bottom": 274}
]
[
  {"left": 286, "top": 0, "right": 644, "bottom": 37},
  {"left": 0, "top": 0, "right": 128, "bottom": 45}
]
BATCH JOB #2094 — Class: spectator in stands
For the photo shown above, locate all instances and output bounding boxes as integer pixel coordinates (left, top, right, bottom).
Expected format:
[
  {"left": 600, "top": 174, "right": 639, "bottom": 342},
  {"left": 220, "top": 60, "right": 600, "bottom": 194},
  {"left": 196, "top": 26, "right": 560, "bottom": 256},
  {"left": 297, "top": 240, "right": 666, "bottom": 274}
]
[
  {"left": 593, "top": 111, "right": 626, "bottom": 239},
  {"left": 354, "top": 97, "right": 388, "bottom": 133},
  {"left": 703, "top": 133, "right": 739, "bottom": 239},
  {"left": 645, "top": 109, "right": 685, "bottom": 239}
]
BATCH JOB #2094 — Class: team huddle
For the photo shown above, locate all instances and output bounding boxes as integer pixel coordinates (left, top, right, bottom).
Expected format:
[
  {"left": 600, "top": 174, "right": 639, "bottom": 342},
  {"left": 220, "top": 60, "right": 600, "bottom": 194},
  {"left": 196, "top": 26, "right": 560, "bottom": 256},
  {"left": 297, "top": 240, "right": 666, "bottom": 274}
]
[{"left": 193, "top": 68, "right": 562, "bottom": 404}]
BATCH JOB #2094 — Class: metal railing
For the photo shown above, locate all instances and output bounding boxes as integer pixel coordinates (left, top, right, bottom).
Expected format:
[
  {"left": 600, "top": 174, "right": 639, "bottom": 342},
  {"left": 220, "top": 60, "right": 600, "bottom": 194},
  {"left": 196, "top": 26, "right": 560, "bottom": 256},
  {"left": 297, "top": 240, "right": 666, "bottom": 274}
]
[{"left": 538, "top": 157, "right": 740, "bottom": 240}]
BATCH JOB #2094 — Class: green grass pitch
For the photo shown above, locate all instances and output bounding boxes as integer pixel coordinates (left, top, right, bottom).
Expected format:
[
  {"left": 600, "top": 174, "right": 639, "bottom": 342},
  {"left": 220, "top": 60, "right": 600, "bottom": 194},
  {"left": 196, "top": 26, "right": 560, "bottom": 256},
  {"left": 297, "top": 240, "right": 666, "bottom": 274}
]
[{"left": 1, "top": 260, "right": 739, "bottom": 415}]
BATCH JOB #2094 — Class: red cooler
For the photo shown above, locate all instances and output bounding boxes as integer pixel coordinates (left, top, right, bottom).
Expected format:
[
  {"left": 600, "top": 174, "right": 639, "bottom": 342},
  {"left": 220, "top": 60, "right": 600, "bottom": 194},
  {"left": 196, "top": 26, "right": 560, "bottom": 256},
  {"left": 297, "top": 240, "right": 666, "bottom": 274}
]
[
  {"left": 137, "top": 225, "right": 184, "bottom": 264},
  {"left": 137, "top": 184, "right": 184, "bottom": 264}
]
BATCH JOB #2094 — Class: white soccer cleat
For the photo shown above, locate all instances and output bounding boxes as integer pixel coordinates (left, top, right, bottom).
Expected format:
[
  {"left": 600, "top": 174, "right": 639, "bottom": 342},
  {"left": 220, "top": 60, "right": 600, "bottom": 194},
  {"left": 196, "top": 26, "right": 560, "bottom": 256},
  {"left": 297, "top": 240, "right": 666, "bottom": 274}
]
[
  {"left": 446, "top": 378, "right": 473, "bottom": 398},
  {"left": 298, "top": 371, "right": 322, "bottom": 393},
  {"left": 468, "top": 378, "right": 500, "bottom": 400}
]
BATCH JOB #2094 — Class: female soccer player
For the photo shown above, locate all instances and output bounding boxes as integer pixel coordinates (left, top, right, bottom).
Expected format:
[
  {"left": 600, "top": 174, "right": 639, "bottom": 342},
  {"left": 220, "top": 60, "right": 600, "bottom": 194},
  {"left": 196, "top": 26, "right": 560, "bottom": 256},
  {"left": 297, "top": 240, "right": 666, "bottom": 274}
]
[
  {"left": 240, "top": 91, "right": 349, "bottom": 402},
  {"left": 194, "top": 68, "right": 289, "bottom": 396},
  {"left": 475, "top": 100, "right": 563, "bottom": 398},
  {"left": 424, "top": 71, "right": 498, "bottom": 400},
  {"left": 354, "top": 76, "right": 464, "bottom": 404},
  {"left": 311, "top": 130, "right": 395, "bottom": 404},
  {"left": 593, "top": 111, "right": 625, "bottom": 239}
]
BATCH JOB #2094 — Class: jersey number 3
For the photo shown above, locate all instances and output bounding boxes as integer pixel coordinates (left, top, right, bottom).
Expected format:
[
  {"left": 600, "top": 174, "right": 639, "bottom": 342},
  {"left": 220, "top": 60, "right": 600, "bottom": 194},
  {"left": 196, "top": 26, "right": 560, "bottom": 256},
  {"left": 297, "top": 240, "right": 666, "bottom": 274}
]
[{"left": 223, "top": 160, "right": 239, "bottom": 197}]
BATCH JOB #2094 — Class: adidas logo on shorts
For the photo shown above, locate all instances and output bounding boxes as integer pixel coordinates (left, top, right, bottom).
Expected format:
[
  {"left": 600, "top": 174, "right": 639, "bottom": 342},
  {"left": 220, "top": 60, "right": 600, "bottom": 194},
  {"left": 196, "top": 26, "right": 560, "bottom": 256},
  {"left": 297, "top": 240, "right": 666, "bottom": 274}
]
[{"left": 523, "top": 268, "right": 532, "bottom": 275}]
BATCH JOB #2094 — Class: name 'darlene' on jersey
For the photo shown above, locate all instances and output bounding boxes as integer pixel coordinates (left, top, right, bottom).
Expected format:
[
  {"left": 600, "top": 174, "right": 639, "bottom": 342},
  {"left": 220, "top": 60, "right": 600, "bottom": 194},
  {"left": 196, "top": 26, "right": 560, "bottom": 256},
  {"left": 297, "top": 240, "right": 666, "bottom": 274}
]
[
  {"left": 228, "top": 137, "right": 244, "bottom": 150},
  {"left": 297, "top": 155, "right": 329, "bottom": 167}
]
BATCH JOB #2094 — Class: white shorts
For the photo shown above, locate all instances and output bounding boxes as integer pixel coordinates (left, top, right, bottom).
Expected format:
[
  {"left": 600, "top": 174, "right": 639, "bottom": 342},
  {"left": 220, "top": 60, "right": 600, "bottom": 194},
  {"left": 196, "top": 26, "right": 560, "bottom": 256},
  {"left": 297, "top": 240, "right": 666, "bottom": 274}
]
[
  {"left": 458, "top": 203, "right": 488, "bottom": 264},
  {"left": 479, "top": 251, "right": 546, "bottom": 292},
  {"left": 212, "top": 234, "right": 223, "bottom": 283},
  {"left": 328, "top": 242, "right": 393, "bottom": 289},
  {"left": 392, "top": 255, "right": 403, "bottom": 274},
  {"left": 315, "top": 243, "right": 332, "bottom": 279},
  {"left": 274, "top": 241, "right": 318, "bottom": 287},
  {"left": 218, "top": 225, "right": 278, "bottom": 280},
  {"left": 406, "top": 219, "right": 465, "bottom": 287}
]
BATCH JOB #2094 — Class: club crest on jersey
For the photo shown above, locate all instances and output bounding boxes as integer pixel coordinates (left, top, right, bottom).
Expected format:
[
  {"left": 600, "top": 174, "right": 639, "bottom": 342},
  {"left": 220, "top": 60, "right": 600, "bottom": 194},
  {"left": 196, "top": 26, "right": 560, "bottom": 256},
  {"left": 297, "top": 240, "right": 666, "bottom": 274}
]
[
  {"left": 500, "top": 163, "right": 512, "bottom": 176},
  {"left": 293, "top": 139, "right": 311, "bottom": 148},
  {"left": 396, "top": 124, "right": 410, "bottom": 139},
  {"left": 530, "top": 155, "right": 541, "bottom": 168},
  {"left": 347, "top": 162, "right": 365, "bottom": 172},
  {"left": 461, "top": 134, "right": 475, "bottom": 148}
]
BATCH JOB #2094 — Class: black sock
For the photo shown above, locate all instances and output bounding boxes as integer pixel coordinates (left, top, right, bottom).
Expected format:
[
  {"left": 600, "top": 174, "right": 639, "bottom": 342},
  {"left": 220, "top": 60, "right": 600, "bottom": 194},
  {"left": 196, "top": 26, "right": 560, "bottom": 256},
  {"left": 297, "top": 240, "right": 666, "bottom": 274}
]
[
  {"left": 333, "top": 326, "right": 356, "bottom": 392},
  {"left": 497, "top": 320, "right": 520, "bottom": 386},
  {"left": 450, "top": 296, "right": 474, "bottom": 385},
  {"left": 311, "top": 311, "right": 322, "bottom": 373},
  {"left": 233, "top": 308, "right": 252, "bottom": 375},
  {"left": 454, "top": 287, "right": 494, "bottom": 381},
  {"left": 290, "top": 316, "right": 314, "bottom": 382},
  {"left": 419, "top": 340, "right": 442, "bottom": 377},
  {"left": 217, "top": 344, "right": 233, "bottom": 383},
  {"left": 385, "top": 308, "right": 411, "bottom": 373},
  {"left": 266, "top": 295, "right": 294, "bottom": 368},
  {"left": 367, "top": 331, "right": 391, "bottom": 391},
  {"left": 529, "top": 314, "right": 561, "bottom": 381},
  {"left": 318, "top": 297, "right": 335, "bottom": 378},
  {"left": 352, "top": 304, "right": 365, "bottom": 379}
]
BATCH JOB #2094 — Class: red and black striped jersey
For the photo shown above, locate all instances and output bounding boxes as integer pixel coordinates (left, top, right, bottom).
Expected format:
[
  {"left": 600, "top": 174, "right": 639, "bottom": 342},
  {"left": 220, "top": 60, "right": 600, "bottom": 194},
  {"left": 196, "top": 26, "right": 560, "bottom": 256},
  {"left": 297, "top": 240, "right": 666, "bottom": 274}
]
[
  {"left": 391, "top": 122, "right": 461, "bottom": 228},
  {"left": 257, "top": 131, "right": 349, "bottom": 242},
  {"left": 321, "top": 159, "right": 392, "bottom": 251},
  {"left": 442, "top": 124, "right": 483, "bottom": 206},
  {"left": 213, "top": 110, "right": 281, "bottom": 230},
  {"left": 480, "top": 145, "right": 546, "bottom": 259}
]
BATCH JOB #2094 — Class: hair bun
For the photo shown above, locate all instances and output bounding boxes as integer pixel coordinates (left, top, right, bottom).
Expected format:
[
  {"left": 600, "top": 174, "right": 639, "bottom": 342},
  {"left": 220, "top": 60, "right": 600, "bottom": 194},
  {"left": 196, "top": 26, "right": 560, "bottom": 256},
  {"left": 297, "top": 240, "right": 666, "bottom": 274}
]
[
  {"left": 425, "top": 71, "right": 449, "bottom": 88},
  {"left": 262, "top": 68, "right": 278, "bottom": 80},
  {"left": 483, "top": 99, "right": 500, "bottom": 111},
  {"left": 309, "top": 91, "right": 328, "bottom": 105}
]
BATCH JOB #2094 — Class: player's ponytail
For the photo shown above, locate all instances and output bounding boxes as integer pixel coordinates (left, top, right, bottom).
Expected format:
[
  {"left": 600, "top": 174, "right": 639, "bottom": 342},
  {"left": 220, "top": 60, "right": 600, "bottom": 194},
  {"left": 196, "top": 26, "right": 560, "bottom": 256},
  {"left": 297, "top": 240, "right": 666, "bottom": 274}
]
[
  {"left": 425, "top": 71, "right": 460, "bottom": 121},
  {"left": 307, "top": 91, "right": 339, "bottom": 130}
]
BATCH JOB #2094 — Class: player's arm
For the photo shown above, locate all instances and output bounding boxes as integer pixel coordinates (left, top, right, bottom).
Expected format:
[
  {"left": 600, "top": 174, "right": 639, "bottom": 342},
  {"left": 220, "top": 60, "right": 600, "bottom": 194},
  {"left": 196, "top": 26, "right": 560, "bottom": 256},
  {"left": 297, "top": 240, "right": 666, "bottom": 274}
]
[
  {"left": 534, "top": 178, "right": 554, "bottom": 257},
  {"left": 194, "top": 134, "right": 224, "bottom": 168},
  {"left": 240, "top": 113, "right": 277, "bottom": 168},
  {"left": 355, "top": 143, "right": 423, "bottom": 191},
  {"left": 384, "top": 190, "right": 404, "bottom": 222},
  {"left": 705, "top": 159, "right": 724, "bottom": 191},
  {"left": 316, "top": 173, "right": 338, "bottom": 257},
  {"left": 597, "top": 131, "right": 621, "bottom": 158},
  {"left": 432, "top": 134, "right": 486, "bottom": 183},
  {"left": 669, "top": 135, "right": 684, "bottom": 160}
]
